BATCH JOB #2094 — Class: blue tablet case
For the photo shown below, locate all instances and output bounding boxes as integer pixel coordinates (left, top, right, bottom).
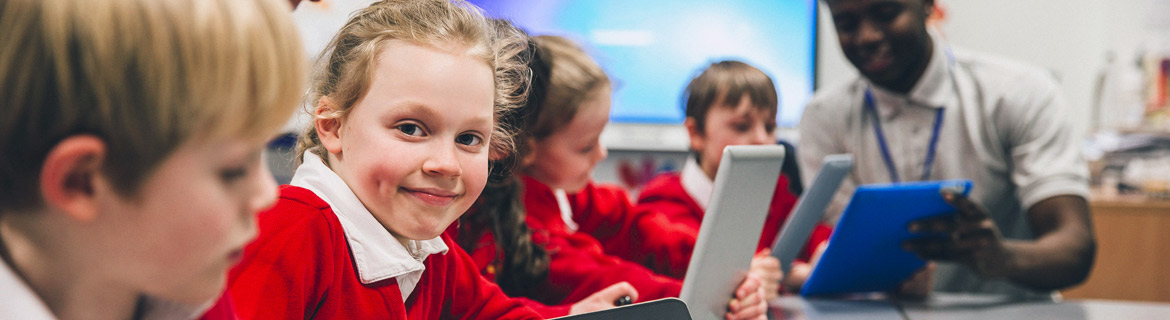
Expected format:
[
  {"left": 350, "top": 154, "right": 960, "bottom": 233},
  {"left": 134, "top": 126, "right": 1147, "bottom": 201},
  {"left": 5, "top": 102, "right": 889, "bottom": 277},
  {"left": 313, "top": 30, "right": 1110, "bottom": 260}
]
[{"left": 800, "top": 180, "right": 973, "bottom": 296}]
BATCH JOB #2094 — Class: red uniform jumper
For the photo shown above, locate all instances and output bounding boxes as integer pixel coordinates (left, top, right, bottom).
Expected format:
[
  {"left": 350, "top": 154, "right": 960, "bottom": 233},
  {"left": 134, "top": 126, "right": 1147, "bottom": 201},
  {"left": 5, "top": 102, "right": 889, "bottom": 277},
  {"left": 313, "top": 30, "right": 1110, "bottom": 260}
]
[
  {"left": 446, "top": 215, "right": 573, "bottom": 318},
  {"left": 629, "top": 160, "right": 832, "bottom": 279},
  {"left": 454, "top": 176, "right": 682, "bottom": 311},
  {"left": 227, "top": 154, "right": 540, "bottom": 320}
]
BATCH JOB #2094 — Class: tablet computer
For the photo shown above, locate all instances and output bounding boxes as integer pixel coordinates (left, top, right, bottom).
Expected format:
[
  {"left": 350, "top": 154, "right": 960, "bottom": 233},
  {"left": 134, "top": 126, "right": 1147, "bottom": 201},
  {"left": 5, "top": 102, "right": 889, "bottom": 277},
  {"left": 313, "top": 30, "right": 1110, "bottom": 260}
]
[
  {"left": 770, "top": 154, "right": 853, "bottom": 274},
  {"left": 678, "top": 145, "right": 785, "bottom": 320},
  {"left": 800, "top": 180, "right": 973, "bottom": 296},
  {"left": 551, "top": 298, "right": 691, "bottom": 320}
]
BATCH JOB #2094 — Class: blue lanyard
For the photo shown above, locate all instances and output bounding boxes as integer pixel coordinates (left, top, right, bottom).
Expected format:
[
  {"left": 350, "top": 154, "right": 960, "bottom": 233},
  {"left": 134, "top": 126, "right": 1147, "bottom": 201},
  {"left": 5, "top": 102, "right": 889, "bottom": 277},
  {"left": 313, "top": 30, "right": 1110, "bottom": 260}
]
[{"left": 864, "top": 88, "right": 944, "bottom": 182}]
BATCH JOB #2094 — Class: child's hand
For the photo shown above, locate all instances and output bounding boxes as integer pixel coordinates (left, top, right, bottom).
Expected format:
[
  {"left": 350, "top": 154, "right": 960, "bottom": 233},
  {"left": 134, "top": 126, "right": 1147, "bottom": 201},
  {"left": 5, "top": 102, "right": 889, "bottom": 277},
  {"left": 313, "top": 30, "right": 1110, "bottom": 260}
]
[
  {"left": 782, "top": 241, "right": 825, "bottom": 293},
  {"left": 781, "top": 261, "right": 812, "bottom": 293},
  {"left": 568, "top": 281, "right": 639, "bottom": 315},
  {"left": 726, "top": 274, "right": 768, "bottom": 320},
  {"left": 749, "top": 249, "right": 782, "bottom": 301}
]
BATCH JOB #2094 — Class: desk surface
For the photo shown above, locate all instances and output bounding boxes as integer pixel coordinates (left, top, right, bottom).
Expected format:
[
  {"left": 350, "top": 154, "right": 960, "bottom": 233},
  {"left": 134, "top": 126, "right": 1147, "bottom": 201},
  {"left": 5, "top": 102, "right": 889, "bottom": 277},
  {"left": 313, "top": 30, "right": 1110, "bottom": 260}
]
[{"left": 770, "top": 293, "right": 1170, "bottom": 320}]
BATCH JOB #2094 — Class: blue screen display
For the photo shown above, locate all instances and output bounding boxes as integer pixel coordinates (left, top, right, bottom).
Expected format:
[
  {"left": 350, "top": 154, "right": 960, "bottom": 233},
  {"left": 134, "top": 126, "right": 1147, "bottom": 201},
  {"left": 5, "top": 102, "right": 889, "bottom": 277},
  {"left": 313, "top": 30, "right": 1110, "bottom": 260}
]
[{"left": 469, "top": 0, "right": 817, "bottom": 128}]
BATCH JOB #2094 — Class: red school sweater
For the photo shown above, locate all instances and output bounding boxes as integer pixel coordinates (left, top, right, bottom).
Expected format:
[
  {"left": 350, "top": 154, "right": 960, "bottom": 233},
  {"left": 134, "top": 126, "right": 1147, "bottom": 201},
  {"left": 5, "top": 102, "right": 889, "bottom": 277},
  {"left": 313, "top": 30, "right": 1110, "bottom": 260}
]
[
  {"left": 445, "top": 218, "right": 572, "bottom": 318},
  {"left": 490, "top": 176, "right": 682, "bottom": 306},
  {"left": 226, "top": 185, "right": 541, "bottom": 320},
  {"left": 628, "top": 173, "right": 833, "bottom": 279}
]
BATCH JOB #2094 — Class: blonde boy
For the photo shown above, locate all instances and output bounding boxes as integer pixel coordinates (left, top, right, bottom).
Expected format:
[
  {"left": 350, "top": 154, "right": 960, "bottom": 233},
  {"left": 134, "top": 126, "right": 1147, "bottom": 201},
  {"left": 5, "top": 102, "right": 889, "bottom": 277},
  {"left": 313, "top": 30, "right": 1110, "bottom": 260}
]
[{"left": 0, "top": 0, "right": 305, "bottom": 318}]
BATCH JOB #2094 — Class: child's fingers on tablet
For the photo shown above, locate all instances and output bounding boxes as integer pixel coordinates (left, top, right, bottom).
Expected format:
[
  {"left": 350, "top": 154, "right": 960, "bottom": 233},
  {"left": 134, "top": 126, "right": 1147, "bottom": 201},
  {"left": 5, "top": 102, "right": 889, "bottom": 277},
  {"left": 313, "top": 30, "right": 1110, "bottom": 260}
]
[{"left": 726, "top": 284, "right": 767, "bottom": 320}]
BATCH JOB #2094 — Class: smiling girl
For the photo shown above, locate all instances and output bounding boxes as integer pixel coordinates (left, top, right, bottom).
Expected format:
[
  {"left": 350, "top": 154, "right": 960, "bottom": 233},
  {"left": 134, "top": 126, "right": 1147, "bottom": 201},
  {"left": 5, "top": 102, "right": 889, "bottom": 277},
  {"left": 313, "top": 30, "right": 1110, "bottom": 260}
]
[{"left": 225, "top": 1, "right": 540, "bottom": 319}]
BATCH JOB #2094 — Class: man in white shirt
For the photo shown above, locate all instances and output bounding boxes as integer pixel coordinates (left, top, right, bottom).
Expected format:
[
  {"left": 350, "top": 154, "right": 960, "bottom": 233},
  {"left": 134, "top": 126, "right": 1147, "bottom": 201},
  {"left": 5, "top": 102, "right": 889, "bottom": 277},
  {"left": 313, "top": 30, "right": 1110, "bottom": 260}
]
[{"left": 800, "top": 0, "right": 1095, "bottom": 297}]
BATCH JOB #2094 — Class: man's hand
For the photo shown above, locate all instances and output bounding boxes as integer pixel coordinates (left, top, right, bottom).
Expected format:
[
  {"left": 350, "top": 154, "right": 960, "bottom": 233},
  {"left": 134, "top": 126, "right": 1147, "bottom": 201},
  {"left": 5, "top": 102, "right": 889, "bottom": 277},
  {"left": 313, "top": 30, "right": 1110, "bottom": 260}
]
[
  {"left": 895, "top": 263, "right": 935, "bottom": 299},
  {"left": 902, "top": 190, "right": 1014, "bottom": 278}
]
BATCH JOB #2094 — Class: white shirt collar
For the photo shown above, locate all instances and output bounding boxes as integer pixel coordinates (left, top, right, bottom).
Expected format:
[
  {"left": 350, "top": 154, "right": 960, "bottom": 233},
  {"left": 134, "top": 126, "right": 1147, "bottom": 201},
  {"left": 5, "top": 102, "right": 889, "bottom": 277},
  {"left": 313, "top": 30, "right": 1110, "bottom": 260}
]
[
  {"left": 0, "top": 260, "right": 55, "bottom": 320},
  {"left": 867, "top": 29, "right": 954, "bottom": 117},
  {"left": 290, "top": 153, "right": 448, "bottom": 301},
  {"left": 680, "top": 156, "right": 714, "bottom": 210},
  {"left": 553, "top": 189, "right": 579, "bottom": 232},
  {"left": 0, "top": 260, "right": 209, "bottom": 320}
]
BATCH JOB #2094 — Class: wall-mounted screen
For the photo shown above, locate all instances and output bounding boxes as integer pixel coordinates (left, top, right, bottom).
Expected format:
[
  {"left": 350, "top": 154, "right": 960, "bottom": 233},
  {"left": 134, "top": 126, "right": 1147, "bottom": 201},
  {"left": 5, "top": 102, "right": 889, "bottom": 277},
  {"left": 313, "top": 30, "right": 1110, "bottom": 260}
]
[{"left": 469, "top": 0, "right": 818, "bottom": 131}]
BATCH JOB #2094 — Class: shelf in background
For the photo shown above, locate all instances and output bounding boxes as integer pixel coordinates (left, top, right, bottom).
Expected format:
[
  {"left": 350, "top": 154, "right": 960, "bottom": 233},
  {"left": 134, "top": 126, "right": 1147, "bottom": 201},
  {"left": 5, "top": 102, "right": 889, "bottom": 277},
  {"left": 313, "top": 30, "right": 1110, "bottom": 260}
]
[{"left": 1062, "top": 189, "right": 1170, "bottom": 302}]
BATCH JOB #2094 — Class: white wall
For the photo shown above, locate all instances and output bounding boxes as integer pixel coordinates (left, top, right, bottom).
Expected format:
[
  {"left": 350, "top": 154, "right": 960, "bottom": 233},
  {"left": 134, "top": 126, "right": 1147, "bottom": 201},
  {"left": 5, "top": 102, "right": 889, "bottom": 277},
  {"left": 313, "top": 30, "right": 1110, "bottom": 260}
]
[{"left": 814, "top": 0, "right": 1162, "bottom": 138}]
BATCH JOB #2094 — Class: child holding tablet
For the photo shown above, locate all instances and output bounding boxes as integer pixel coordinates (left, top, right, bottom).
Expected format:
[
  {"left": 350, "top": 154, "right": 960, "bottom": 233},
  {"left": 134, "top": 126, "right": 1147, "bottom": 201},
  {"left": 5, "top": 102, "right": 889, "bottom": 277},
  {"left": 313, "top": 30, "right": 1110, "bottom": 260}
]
[{"left": 634, "top": 61, "right": 833, "bottom": 296}]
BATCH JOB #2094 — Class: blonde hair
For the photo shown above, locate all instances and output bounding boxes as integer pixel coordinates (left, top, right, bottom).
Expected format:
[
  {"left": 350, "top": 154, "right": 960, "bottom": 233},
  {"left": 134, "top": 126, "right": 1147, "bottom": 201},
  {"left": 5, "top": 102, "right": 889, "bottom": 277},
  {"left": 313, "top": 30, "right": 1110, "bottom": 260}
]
[
  {"left": 0, "top": 0, "right": 306, "bottom": 210},
  {"left": 683, "top": 60, "right": 778, "bottom": 133},
  {"left": 296, "top": 0, "right": 529, "bottom": 165},
  {"left": 527, "top": 35, "right": 610, "bottom": 140}
]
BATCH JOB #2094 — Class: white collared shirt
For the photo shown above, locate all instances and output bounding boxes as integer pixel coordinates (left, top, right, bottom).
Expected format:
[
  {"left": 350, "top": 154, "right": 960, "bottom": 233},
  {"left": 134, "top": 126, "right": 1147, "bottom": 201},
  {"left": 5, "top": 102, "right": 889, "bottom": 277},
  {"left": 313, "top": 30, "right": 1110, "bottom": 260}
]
[
  {"left": 290, "top": 153, "right": 448, "bottom": 302},
  {"left": 0, "top": 259, "right": 55, "bottom": 320},
  {"left": 679, "top": 156, "right": 714, "bottom": 210},
  {"left": 552, "top": 189, "right": 580, "bottom": 232},
  {"left": 0, "top": 259, "right": 210, "bottom": 320}
]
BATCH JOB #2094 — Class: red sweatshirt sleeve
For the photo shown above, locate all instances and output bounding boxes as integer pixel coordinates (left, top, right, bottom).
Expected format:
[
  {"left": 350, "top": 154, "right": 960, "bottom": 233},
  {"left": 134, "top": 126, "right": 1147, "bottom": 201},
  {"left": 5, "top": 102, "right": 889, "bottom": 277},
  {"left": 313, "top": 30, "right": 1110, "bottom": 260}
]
[
  {"left": 758, "top": 175, "right": 798, "bottom": 252},
  {"left": 438, "top": 234, "right": 542, "bottom": 320},
  {"left": 569, "top": 183, "right": 645, "bottom": 257},
  {"left": 444, "top": 220, "right": 573, "bottom": 318},
  {"left": 628, "top": 174, "right": 703, "bottom": 279},
  {"left": 801, "top": 224, "right": 833, "bottom": 262},
  {"left": 227, "top": 189, "right": 343, "bottom": 320},
  {"left": 520, "top": 177, "right": 681, "bottom": 305},
  {"left": 516, "top": 297, "right": 571, "bottom": 318},
  {"left": 197, "top": 293, "right": 238, "bottom": 320},
  {"left": 762, "top": 175, "right": 833, "bottom": 263},
  {"left": 532, "top": 227, "right": 682, "bottom": 304},
  {"left": 631, "top": 173, "right": 831, "bottom": 277}
]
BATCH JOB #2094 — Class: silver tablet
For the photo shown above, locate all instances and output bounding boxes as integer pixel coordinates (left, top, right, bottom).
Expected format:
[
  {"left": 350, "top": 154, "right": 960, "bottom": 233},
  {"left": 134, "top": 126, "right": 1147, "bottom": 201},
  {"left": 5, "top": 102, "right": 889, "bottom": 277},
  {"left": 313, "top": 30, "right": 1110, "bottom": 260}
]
[
  {"left": 770, "top": 154, "right": 853, "bottom": 274},
  {"left": 678, "top": 145, "right": 785, "bottom": 320}
]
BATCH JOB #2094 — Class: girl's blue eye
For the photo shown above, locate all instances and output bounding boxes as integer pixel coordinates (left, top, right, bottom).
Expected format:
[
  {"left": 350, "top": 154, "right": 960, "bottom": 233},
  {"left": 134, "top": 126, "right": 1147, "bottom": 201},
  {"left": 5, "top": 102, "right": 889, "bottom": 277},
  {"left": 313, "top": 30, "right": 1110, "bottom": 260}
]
[
  {"left": 456, "top": 133, "right": 483, "bottom": 146},
  {"left": 397, "top": 123, "right": 423, "bottom": 136}
]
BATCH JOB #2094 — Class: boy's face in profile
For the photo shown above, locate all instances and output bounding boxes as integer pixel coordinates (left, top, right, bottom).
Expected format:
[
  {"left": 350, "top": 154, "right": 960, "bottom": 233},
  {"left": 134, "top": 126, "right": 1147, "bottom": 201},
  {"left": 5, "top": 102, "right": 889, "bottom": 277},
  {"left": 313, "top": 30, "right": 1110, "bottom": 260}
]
[
  {"left": 687, "top": 95, "right": 776, "bottom": 179},
  {"left": 826, "top": 0, "right": 933, "bottom": 92},
  {"left": 93, "top": 135, "right": 273, "bottom": 304}
]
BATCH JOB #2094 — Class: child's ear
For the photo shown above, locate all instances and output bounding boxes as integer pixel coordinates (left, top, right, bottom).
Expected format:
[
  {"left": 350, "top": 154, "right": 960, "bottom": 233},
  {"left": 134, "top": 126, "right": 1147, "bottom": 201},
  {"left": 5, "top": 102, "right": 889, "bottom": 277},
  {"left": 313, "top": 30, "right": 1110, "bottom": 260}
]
[
  {"left": 315, "top": 97, "right": 343, "bottom": 154},
  {"left": 684, "top": 117, "right": 705, "bottom": 153},
  {"left": 519, "top": 138, "right": 538, "bottom": 168},
  {"left": 39, "top": 135, "right": 106, "bottom": 222}
]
